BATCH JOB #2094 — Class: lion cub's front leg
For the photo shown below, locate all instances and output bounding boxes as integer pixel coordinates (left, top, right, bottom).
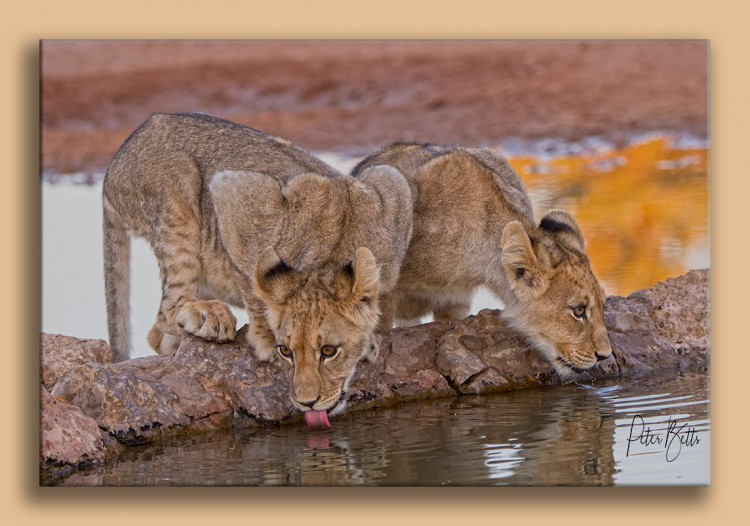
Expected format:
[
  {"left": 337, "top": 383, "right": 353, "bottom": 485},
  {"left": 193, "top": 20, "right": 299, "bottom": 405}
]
[
  {"left": 150, "top": 205, "right": 237, "bottom": 351},
  {"left": 242, "top": 292, "right": 277, "bottom": 362},
  {"left": 366, "top": 291, "right": 397, "bottom": 364},
  {"left": 174, "top": 299, "right": 237, "bottom": 342},
  {"left": 148, "top": 300, "right": 237, "bottom": 355},
  {"left": 154, "top": 295, "right": 237, "bottom": 352}
]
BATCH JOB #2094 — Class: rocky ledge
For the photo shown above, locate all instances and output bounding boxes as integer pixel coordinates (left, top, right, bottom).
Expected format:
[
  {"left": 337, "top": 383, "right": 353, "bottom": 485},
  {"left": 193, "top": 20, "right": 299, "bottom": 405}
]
[{"left": 40, "top": 269, "right": 709, "bottom": 475}]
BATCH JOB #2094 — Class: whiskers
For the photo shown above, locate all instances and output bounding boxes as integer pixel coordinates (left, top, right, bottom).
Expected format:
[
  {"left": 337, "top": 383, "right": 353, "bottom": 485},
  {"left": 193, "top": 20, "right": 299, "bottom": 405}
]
[
  {"left": 327, "top": 391, "right": 349, "bottom": 417},
  {"left": 555, "top": 357, "right": 585, "bottom": 376},
  {"left": 287, "top": 395, "right": 305, "bottom": 416}
]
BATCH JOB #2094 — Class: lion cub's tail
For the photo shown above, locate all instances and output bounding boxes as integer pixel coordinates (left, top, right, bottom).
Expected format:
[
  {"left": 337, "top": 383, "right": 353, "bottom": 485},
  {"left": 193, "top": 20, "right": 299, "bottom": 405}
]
[{"left": 103, "top": 197, "right": 131, "bottom": 362}]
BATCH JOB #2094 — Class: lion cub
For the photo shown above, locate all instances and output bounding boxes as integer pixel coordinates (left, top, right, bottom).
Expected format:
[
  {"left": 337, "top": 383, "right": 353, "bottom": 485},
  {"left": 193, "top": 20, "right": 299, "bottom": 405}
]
[
  {"left": 103, "top": 113, "right": 412, "bottom": 416},
  {"left": 352, "top": 143, "right": 612, "bottom": 374}
]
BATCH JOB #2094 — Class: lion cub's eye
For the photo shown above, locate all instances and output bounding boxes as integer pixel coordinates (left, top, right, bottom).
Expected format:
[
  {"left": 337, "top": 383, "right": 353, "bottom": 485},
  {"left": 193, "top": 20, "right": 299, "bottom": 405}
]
[
  {"left": 277, "top": 345, "right": 293, "bottom": 359},
  {"left": 320, "top": 345, "right": 339, "bottom": 360},
  {"left": 572, "top": 306, "right": 587, "bottom": 320}
]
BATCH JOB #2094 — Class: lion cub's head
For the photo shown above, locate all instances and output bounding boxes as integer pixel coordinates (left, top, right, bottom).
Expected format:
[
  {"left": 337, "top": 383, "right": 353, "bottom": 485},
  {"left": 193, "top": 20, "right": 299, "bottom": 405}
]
[
  {"left": 254, "top": 246, "right": 381, "bottom": 416},
  {"left": 500, "top": 210, "right": 612, "bottom": 375}
]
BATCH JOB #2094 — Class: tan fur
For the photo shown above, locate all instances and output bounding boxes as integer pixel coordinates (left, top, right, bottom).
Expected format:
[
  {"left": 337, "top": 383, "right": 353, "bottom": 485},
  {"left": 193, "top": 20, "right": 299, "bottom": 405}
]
[
  {"left": 103, "top": 113, "right": 412, "bottom": 415},
  {"left": 352, "top": 143, "right": 612, "bottom": 375}
]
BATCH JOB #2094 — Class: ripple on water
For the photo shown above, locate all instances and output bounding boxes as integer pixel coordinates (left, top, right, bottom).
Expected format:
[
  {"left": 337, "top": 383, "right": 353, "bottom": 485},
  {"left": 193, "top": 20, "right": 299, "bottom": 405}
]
[{"left": 50, "top": 371, "right": 709, "bottom": 486}]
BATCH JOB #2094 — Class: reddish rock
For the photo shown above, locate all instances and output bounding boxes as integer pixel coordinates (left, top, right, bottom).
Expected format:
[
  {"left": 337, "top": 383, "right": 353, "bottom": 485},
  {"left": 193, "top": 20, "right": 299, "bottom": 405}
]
[
  {"left": 40, "top": 387, "right": 123, "bottom": 471},
  {"left": 438, "top": 310, "right": 554, "bottom": 391},
  {"left": 605, "top": 269, "right": 709, "bottom": 374},
  {"left": 380, "top": 322, "right": 455, "bottom": 400},
  {"left": 42, "top": 269, "right": 709, "bottom": 471},
  {"left": 435, "top": 330, "right": 488, "bottom": 387},
  {"left": 631, "top": 269, "right": 710, "bottom": 362},
  {"left": 40, "top": 332, "right": 111, "bottom": 389},
  {"left": 384, "top": 322, "right": 448, "bottom": 376},
  {"left": 50, "top": 362, "right": 190, "bottom": 444},
  {"left": 387, "top": 368, "right": 456, "bottom": 401},
  {"left": 344, "top": 338, "right": 395, "bottom": 408}
]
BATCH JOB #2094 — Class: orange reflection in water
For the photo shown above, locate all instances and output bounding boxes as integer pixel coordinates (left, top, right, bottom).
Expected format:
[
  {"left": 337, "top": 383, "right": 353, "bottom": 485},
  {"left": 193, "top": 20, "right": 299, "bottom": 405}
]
[{"left": 505, "top": 138, "right": 708, "bottom": 297}]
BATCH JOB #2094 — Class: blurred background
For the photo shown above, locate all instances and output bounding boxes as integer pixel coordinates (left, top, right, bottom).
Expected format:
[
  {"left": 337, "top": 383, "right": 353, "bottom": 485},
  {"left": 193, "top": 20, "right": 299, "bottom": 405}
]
[
  {"left": 40, "top": 40, "right": 708, "bottom": 352},
  {"left": 41, "top": 40, "right": 707, "bottom": 174}
]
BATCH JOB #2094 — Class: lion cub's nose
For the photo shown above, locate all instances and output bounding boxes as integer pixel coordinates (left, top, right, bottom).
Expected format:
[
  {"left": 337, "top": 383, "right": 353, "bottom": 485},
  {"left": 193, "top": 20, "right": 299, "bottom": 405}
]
[{"left": 296, "top": 396, "right": 320, "bottom": 409}]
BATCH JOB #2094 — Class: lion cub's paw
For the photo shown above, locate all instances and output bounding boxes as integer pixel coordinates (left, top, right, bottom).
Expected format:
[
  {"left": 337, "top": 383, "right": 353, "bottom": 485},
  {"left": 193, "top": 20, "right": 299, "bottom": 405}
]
[
  {"left": 246, "top": 329, "right": 278, "bottom": 363},
  {"left": 364, "top": 334, "right": 381, "bottom": 364},
  {"left": 175, "top": 300, "right": 237, "bottom": 343}
]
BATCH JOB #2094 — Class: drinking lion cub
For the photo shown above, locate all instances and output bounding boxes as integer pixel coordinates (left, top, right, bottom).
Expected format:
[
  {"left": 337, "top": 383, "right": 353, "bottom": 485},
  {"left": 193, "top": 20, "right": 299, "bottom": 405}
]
[
  {"left": 352, "top": 143, "right": 612, "bottom": 374},
  {"left": 103, "top": 113, "right": 412, "bottom": 419}
]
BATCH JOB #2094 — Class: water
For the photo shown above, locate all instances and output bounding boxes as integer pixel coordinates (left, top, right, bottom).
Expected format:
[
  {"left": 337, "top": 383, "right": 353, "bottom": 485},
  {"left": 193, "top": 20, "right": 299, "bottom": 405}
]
[
  {"left": 41, "top": 133, "right": 710, "bottom": 485},
  {"left": 49, "top": 371, "right": 709, "bottom": 486}
]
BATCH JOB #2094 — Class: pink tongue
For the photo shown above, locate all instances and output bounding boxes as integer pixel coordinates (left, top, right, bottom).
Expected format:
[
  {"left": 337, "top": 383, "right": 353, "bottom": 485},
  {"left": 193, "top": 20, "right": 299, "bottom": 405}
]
[{"left": 304, "top": 410, "right": 331, "bottom": 428}]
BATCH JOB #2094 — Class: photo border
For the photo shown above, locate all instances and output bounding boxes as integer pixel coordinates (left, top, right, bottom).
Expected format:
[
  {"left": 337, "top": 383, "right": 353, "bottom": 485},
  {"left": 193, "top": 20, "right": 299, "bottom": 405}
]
[{"left": 4, "top": 0, "right": 742, "bottom": 523}]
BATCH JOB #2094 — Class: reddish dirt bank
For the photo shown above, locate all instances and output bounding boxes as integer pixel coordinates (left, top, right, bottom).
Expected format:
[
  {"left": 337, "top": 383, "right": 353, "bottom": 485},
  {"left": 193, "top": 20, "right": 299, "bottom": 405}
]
[{"left": 41, "top": 40, "right": 707, "bottom": 176}]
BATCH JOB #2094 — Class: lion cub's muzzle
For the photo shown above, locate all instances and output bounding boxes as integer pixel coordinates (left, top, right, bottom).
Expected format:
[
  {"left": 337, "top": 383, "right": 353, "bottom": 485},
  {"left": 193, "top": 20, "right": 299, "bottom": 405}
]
[
  {"left": 291, "top": 388, "right": 347, "bottom": 414},
  {"left": 556, "top": 339, "right": 613, "bottom": 374}
]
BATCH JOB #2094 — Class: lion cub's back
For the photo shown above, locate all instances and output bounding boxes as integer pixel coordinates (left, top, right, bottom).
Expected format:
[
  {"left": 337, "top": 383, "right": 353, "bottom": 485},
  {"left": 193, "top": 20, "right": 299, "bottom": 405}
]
[
  {"left": 462, "top": 147, "right": 534, "bottom": 221},
  {"left": 353, "top": 143, "right": 534, "bottom": 227},
  {"left": 103, "top": 112, "right": 341, "bottom": 239},
  {"left": 106, "top": 112, "right": 338, "bottom": 185},
  {"left": 351, "top": 142, "right": 450, "bottom": 203}
]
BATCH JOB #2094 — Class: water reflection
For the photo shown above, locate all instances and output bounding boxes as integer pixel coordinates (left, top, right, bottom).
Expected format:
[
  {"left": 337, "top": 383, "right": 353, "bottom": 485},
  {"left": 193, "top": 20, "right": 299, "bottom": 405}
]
[
  {"left": 55, "top": 372, "right": 708, "bottom": 486},
  {"left": 505, "top": 136, "right": 708, "bottom": 295}
]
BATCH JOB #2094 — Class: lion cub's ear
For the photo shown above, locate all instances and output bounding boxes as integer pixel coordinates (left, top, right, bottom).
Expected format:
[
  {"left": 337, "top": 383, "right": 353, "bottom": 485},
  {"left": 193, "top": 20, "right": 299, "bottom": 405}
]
[
  {"left": 342, "top": 247, "right": 382, "bottom": 328},
  {"left": 351, "top": 247, "right": 381, "bottom": 302},
  {"left": 282, "top": 173, "right": 332, "bottom": 210},
  {"left": 539, "top": 209, "right": 585, "bottom": 251},
  {"left": 209, "top": 170, "right": 285, "bottom": 271},
  {"left": 253, "top": 246, "right": 302, "bottom": 306},
  {"left": 501, "top": 222, "right": 549, "bottom": 297}
]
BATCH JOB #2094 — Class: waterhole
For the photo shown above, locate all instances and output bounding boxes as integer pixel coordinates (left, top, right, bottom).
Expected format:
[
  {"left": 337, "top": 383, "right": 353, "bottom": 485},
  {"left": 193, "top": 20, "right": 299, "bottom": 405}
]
[
  {"left": 41, "top": 133, "right": 709, "bottom": 485},
  {"left": 48, "top": 371, "right": 709, "bottom": 486}
]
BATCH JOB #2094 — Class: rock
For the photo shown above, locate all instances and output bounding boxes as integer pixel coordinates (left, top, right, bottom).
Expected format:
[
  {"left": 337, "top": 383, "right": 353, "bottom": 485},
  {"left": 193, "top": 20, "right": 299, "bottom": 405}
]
[
  {"left": 435, "top": 309, "right": 620, "bottom": 393},
  {"left": 384, "top": 322, "right": 448, "bottom": 377},
  {"left": 344, "top": 338, "right": 394, "bottom": 407},
  {"left": 40, "top": 387, "right": 123, "bottom": 475},
  {"left": 631, "top": 269, "right": 710, "bottom": 361},
  {"left": 436, "top": 330, "right": 488, "bottom": 387},
  {"left": 606, "top": 269, "right": 709, "bottom": 374},
  {"left": 380, "top": 322, "right": 456, "bottom": 400},
  {"left": 49, "top": 328, "right": 288, "bottom": 443},
  {"left": 438, "top": 310, "right": 560, "bottom": 393},
  {"left": 604, "top": 295, "right": 677, "bottom": 373},
  {"left": 41, "top": 269, "right": 709, "bottom": 472},
  {"left": 50, "top": 361, "right": 190, "bottom": 444},
  {"left": 40, "top": 332, "right": 112, "bottom": 389}
]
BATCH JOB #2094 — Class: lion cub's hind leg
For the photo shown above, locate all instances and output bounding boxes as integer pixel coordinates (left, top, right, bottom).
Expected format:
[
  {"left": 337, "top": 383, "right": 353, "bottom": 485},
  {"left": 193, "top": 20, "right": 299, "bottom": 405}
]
[
  {"left": 395, "top": 295, "right": 471, "bottom": 326},
  {"left": 394, "top": 295, "right": 432, "bottom": 327},
  {"left": 433, "top": 301, "right": 471, "bottom": 324},
  {"left": 147, "top": 323, "right": 182, "bottom": 356}
]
